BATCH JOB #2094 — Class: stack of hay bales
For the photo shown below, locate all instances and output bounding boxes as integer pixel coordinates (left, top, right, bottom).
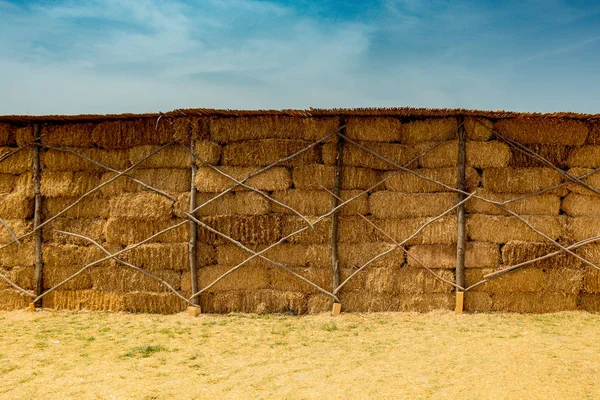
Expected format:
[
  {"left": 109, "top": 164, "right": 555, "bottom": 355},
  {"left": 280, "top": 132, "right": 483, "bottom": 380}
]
[{"left": 0, "top": 123, "right": 34, "bottom": 310}]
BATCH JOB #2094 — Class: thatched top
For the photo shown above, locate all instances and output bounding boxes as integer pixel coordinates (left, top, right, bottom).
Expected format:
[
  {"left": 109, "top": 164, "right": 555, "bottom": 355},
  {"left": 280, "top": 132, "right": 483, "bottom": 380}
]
[{"left": 1, "top": 107, "right": 599, "bottom": 125}]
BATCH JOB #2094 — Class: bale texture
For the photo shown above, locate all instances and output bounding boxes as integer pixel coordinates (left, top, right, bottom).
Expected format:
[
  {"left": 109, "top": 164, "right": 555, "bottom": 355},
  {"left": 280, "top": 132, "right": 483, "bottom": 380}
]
[
  {"left": 364, "top": 266, "right": 454, "bottom": 294},
  {"left": 466, "top": 190, "right": 561, "bottom": 216},
  {"left": 41, "top": 172, "right": 101, "bottom": 198},
  {"left": 181, "top": 264, "right": 270, "bottom": 293},
  {"left": 92, "top": 119, "right": 174, "bottom": 149},
  {"left": 566, "top": 168, "right": 600, "bottom": 196},
  {"left": 100, "top": 169, "right": 191, "bottom": 195},
  {"left": 293, "top": 165, "right": 379, "bottom": 191},
  {"left": 0, "top": 290, "right": 30, "bottom": 310},
  {"left": 369, "top": 192, "right": 457, "bottom": 219},
  {"left": 109, "top": 192, "right": 174, "bottom": 221},
  {"left": 562, "top": 194, "right": 600, "bottom": 217},
  {"left": 198, "top": 215, "right": 285, "bottom": 245},
  {"left": 129, "top": 145, "right": 192, "bottom": 169},
  {"left": 0, "top": 192, "right": 33, "bottom": 219},
  {"left": 90, "top": 265, "right": 181, "bottom": 292},
  {"left": 193, "top": 140, "right": 221, "bottom": 165},
  {"left": 495, "top": 118, "right": 588, "bottom": 146},
  {"left": 406, "top": 242, "right": 500, "bottom": 269},
  {"left": 195, "top": 166, "right": 291, "bottom": 192},
  {"left": 0, "top": 266, "right": 34, "bottom": 290},
  {"left": 401, "top": 118, "right": 457, "bottom": 144},
  {"left": 322, "top": 142, "right": 422, "bottom": 170},
  {"left": 509, "top": 144, "right": 572, "bottom": 168},
  {"left": 568, "top": 217, "right": 600, "bottom": 242},
  {"left": 0, "top": 147, "right": 33, "bottom": 174},
  {"left": 105, "top": 218, "right": 188, "bottom": 245},
  {"left": 41, "top": 148, "right": 128, "bottom": 172},
  {"left": 43, "top": 197, "right": 110, "bottom": 219},
  {"left": 46, "top": 290, "right": 126, "bottom": 312},
  {"left": 271, "top": 190, "right": 368, "bottom": 216},
  {"left": 383, "top": 167, "right": 479, "bottom": 193},
  {"left": 482, "top": 168, "right": 562, "bottom": 193},
  {"left": 502, "top": 241, "right": 581, "bottom": 270},
  {"left": 465, "top": 117, "right": 493, "bottom": 141},
  {"left": 492, "top": 293, "right": 577, "bottom": 313},
  {"left": 123, "top": 292, "right": 186, "bottom": 314},
  {"left": 419, "top": 141, "right": 511, "bottom": 169},
  {"left": 43, "top": 218, "right": 106, "bottom": 245},
  {"left": 222, "top": 139, "right": 320, "bottom": 167},
  {"left": 340, "top": 292, "right": 453, "bottom": 312},
  {"left": 567, "top": 146, "right": 600, "bottom": 168},
  {"left": 467, "top": 214, "right": 566, "bottom": 243},
  {"left": 377, "top": 216, "right": 457, "bottom": 245},
  {"left": 346, "top": 117, "right": 401, "bottom": 142}
]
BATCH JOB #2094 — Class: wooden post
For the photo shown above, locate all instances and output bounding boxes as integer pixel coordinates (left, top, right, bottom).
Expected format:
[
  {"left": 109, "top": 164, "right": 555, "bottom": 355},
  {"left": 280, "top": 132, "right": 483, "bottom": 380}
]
[
  {"left": 32, "top": 124, "right": 44, "bottom": 308},
  {"left": 331, "top": 120, "right": 345, "bottom": 311},
  {"left": 455, "top": 117, "right": 466, "bottom": 314},
  {"left": 189, "top": 137, "right": 200, "bottom": 309}
]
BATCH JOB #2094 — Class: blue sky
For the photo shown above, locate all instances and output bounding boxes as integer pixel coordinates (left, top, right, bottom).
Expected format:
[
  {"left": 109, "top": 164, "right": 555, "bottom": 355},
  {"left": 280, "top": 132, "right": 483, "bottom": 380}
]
[{"left": 1, "top": 0, "right": 599, "bottom": 115}]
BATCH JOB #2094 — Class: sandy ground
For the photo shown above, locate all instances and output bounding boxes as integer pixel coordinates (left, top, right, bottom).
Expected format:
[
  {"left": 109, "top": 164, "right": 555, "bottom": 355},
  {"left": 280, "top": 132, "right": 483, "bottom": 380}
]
[{"left": 1, "top": 310, "right": 599, "bottom": 399}]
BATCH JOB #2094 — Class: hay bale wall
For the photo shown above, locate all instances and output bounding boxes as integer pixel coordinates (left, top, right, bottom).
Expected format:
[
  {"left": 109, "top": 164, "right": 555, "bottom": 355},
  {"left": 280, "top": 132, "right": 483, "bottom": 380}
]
[{"left": 1, "top": 113, "right": 599, "bottom": 314}]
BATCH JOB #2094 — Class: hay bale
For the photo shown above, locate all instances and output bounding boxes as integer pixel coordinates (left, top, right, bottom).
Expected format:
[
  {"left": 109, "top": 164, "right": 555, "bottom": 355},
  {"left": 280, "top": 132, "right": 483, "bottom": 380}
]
[
  {"left": 195, "top": 166, "right": 291, "bottom": 192},
  {"left": 119, "top": 243, "right": 197, "bottom": 271},
  {"left": 92, "top": 119, "right": 174, "bottom": 149},
  {"left": 123, "top": 292, "right": 186, "bottom": 314},
  {"left": 545, "top": 267, "right": 583, "bottom": 294},
  {"left": 271, "top": 190, "right": 368, "bottom": 216},
  {"left": 41, "top": 148, "right": 129, "bottom": 172},
  {"left": 197, "top": 215, "right": 285, "bottom": 245},
  {"left": 0, "top": 289, "right": 30, "bottom": 310},
  {"left": 44, "top": 264, "right": 94, "bottom": 291},
  {"left": 562, "top": 194, "right": 600, "bottom": 216},
  {"left": 292, "top": 165, "right": 379, "bottom": 191},
  {"left": 0, "top": 192, "right": 33, "bottom": 219},
  {"left": 583, "top": 268, "right": 600, "bottom": 293},
  {"left": 383, "top": 167, "right": 479, "bottom": 193},
  {"left": 0, "top": 266, "right": 34, "bottom": 290},
  {"left": 465, "top": 117, "right": 493, "bottom": 141},
  {"left": 210, "top": 116, "right": 339, "bottom": 142},
  {"left": 105, "top": 218, "right": 188, "bottom": 245},
  {"left": 0, "top": 147, "right": 32, "bottom": 174},
  {"left": 578, "top": 294, "right": 600, "bottom": 312},
  {"left": 502, "top": 241, "right": 581, "bottom": 270},
  {"left": 221, "top": 139, "right": 320, "bottom": 167},
  {"left": 467, "top": 214, "right": 566, "bottom": 243},
  {"left": 587, "top": 121, "right": 600, "bottom": 145},
  {"left": 171, "top": 117, "right": 207, "bottom": 143},
  {"left": 419, "top": 141, "right": 511, "bottom": 169},
  {"left": 41, "top": 172, "right": 102, "bottom": 198},
  {"left": 322, "top": 141, "right": 422, "bottom": 170},
  {"left": 0, "top": 219, "right": 32, "bottom": 243},
  {"left": 466, "top": 190, "right": 561, "bottom": 216},
  {"left": 40, "top": 123, "right": 94, "bottom": 147},
  {"left": 43, "top": 244, "right": 105, "bottom": 290},
  {"left": 377, "top": 216, "right": 457, "bottom": 245},
  {"left": 340, "top": 268, "right": 367, "bottom": 292},
  {"left": 577, "top": 243, "right": 600, "bottom": 264},
  {"left": 43, "top": 197, "right": 110, "bottom": 219},
  {"left": 464, "top": 292, "right": 493, "bottom": 312},
  {"left": 194, "top": 140, "right": 221, "bottom": 165},
  {"left": 401, "top": 118, "right": 457, "bottom": 144},
  {"left": 46, "top": 290, "right": 127, "bottom": 311},
  {"left": 109, "top": 192, "right": 174, "bottom": 221},
  {"left": 100, "top": 169, "right": 191, "bottom": 195},
  {"left": 509, "top": 144, "right": 572, "bottom": 168},
  {"left": 339, "top": 242, "right": 404, "bottom": 269},
  {"left": 0, "top": 124, "right": 14, "bottom": 146},
  {"left": 567, "top": 146, "right": 600, "bottom": 168},
  {"left": 127, "top": 145, "right": 191, "bottom": 169},
  {"left": 15, "top": 127, "right": 34, "bottom": 147},
  {"left": 90, "top": 265, "right": 181, "bottom": 292},
  {"left": 495, "top": 118, "right": 588, "bottom": 146},
  {"left": 182, "top": 264, "right": 270, "bottom": 294},
  {"left": 369, "top": 192, "right": 457, "bottom": 219},
  {"left": 216, "top": 244, "right": 330, "bottom": 270},
  {"left": 466, "top": 267, "right": 582, "bottom": 294},
  {"left": 0, "top": 174, "right": 16, "bottom": 193},
  {"left": 184, "top": 192, "right": 271, "bottom": 216},
  {"left": 566, "top": 168, "right": 600, "bottom": 196},
  {"left": 568, "top": 217, "right": 600, "bottom": 242},
  {"left": 0, "top": 242, "right": 34, "bottom": 267},
  {"left": 281, "top": 216, "right": 332, "bottom": 244},
  {"left": 340, "top": 292, "right": 453, "bottom": 312},
  {"left": 482, "top": 168, "right": 562, "bottom": 194},
  {"left": 346, "top": 117, "right": 402, "bottom": 142},
  {"left": 492, "top": 293, "right": 577, "bottom": 313},
  {"left": 407, "top": 242, "right": 500, "bottom": 269},
  {"left": 307, "top": 293, "right": 332, "bottom": 314},
  {"left": 206, "top": 290, "right": 307, "bottom": 314},
  {"left": 43, "top": 218, "right": 106, "bottom": 245},
  {"left": 365, "top": 266, "right": 454, "bottom": 294}
]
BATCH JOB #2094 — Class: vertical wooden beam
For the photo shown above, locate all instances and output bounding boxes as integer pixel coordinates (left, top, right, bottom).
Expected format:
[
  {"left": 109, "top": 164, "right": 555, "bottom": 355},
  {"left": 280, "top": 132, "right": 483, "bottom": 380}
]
[
  {"left": 331, "top": 119, "right": 345, "bottom": 311},
  {"left": 189, "top": 136, "right": 200, "bottom": 309},
  {"left": 455, "top": 116, "right": 467, "bottom": 314},
  {"left": 32, "top": 124, "right": 44, "bottom": 308}
]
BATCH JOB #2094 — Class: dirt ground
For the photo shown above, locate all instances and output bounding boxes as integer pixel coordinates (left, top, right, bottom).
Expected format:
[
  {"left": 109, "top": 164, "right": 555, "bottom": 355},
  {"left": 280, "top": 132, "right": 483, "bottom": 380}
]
[{"left": 1, "top": 310, "right": 599, "bottom": 399}]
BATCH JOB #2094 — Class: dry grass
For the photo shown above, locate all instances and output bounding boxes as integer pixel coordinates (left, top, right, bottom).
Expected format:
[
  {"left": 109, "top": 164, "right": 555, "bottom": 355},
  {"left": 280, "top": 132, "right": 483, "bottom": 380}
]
[{"left": 1, "top": 310, "right": 600, "bottom": 398}]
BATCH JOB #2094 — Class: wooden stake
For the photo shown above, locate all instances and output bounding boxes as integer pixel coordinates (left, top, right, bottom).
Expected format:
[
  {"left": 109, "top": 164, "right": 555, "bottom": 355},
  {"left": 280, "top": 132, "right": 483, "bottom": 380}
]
[
  {"left": 455, "top": 116, "right": 467, "bottom": 314},
  {"left": 331, "top": 120, "right": 345, "bottom": 295},
  {"left": 32, "top": 124, "right": 44, "bottom": 308},
  {"left": 331, "top": 302, "right": 342, "bottom": 316},
  {"left": 189, "top": 137, "right": 200, "bottom": 307},
  {"left": 27, "top": 303, "right": 35, "bottom": 312},
  {"left": 187, "top": 306, "right": 201, "bottom": 317}
]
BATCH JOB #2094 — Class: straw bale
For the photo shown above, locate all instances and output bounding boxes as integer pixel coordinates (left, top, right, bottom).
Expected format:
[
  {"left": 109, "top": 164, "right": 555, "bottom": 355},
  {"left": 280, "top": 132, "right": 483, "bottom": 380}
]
[
  {"left": 0, "top": 174, "right": 16, "bottom": 193},
  {"left": 0, "top": 242, "right": 34, "bottom": 267},
  {"left": 578, "top": 294, "right": 600, "bottom": 312},
  {"left": 401, "top": 118, "right": 457, "bottom": 144},
  {"left": 492, "top": 293, "right": 577, "bottom": 313},
  {"left": 182, "top": 264, "right": 269, "bottom": 294},
  {"left": 122, "top": 292, "right": 186, "bottom": 314},
  {"left": 171, "top": 117, "right": 207, "bottom": 143},
  {"left": 568, "top": 217, "right": 600, "bottom": 242},
  {"left": 366, "top": 266, "right": 454, "bottom": 295},
  {"left": 43, "top": 218, "right": 106, "bottom": 245},
  {"left": 210, "top": 116, "right": 339, "bottom": 142},
  {"left": 466, "top": 267, "right": 582, "bottom": 294},
  {"left": 566, "top": 168, "right": 600, "bottom": 196},
  {"left": 577, "top": 243, "right": 600, "bottom": 264},
  {"left": 217, "top": 244, "right": 330, "bottom": 270},
  {"left": 182, "top": 192, "right": 271, "bottom": 217},
  {"left": 502, "top": 241, "right": 581, "bottom": 270},
  {"left": 339, "top": 242, "right": 404, "bottom": 269},
  {"left": 105, "top": 218, "right": 188, "bottom": 245},
  {"left": 109, "top": 192, "right": 174, "bottom": 221},
  {"left": 118, "top": 243, "right": 197, "bottom": 271},
  {"left": 464, "top": 292, "right": 493, "bottom": 312},
  {"left": 41, "top": 123, "right": 94, "bottom": 147},
  {"left": 128, "top": 145, "right": 192, "bottom": 169},
  {"left": 205, "top": 290, "right": 307, "bottom": 314},
  {"left": 339, "top": 268, "right": 367, "bottom": 292},
  {"left": 567, "top": 146, "right": 600, "bottom": 168},
  {"left": 41, "top": 148, "right": 129, "bottom": 172},
  {"left": 377, "top": 216, "right": 458, "bottom": 245},
  {"left": 197, "top": 215, "right": 284, "bottom": 245},
  {"left": 100, "top": 169, "right": 191, "bottom": 196},
  {"left": 0, "top": 124, "right": 14, "bottom": 146},
  {"left": 45, "top": 244, "right": 105, "bottom": 268},
  {"left": 322, "top": 141, "right": 422, "bottom": 170},
  {"left": 467, "top": 214, "right": 565, "bottom": 243},
  {"left": 90, "top": 265, "right": 181, "bottom": 292},
  {"left": 281, "top": 216, "right": 332, "bottom": 244},
  {"left": 194, "top": 140, "right": 221, "bottom": 165},
  {"left": 195, "top": 166, "right": 291, "bottom": 192},
  {"left": 41, "top": 171, "right": 102, "bottom": 198},
  {"left": 346, "top": 117, "right": 401, "bottom": 142},
  {"left": 46, "top": 290, "right": 127, "bottom": 311},
  {"left": 307, "top": 293, "right": 332, "bottom": 314},
  {"left": 419, "top": 141, "right": 511, "bottom": 169},
  {"left": 292, "top": 165, "right": 379, "bottom": 191},
  {"left": 509, "top": 144, "right": 572, "bottom": 168},
  {"left": 587, "top": 121, "right": 600, "bottom": 145},
  {"left": 14, "top": 173, "right": 33, "bottom": 193},
  {"left": 562, "top": 194, "right": 600, "bottom": 217},
  {"left": 272, "top": 190, "right": 368, "bottom": 216},
  {"left": 495, "top": 118, "right": 588, "bottom": 146},
  {"left": 383, "top": 167, "right": 479, "bottom": 193},
  {"left": 466, "top": 190, "right": 561, "bottom": 216},
  {"left": 92, "top": 119, "right": 174, "bottom": 149},
  {"left": 0, "top": 289, "right": 30, "bottom": 310},
  {"left": 15, "top": 127, "right": 34, "bottom": 147},
  {"left": 43, "top": 197, "right": 109, "bottom": 219},
  {"left": 407, "top": 242, "right": 500, "bottom": 269},
  {"left": 544, "top": 267, "right": 583, "bottom": 293},
  {"left": 0, "top": 192, "right": 32, "bottom": 219},
  {"left": 583, "top": 268, "right": 600, "bottom": 293},
  {"left": 0, "top": 266, "right": 34, "bottom": 290},
  {"left": 369, "top": 192, "right": 457, "bottom": 219},
  {"left": 0, "top": 147, "right": 32, "bottom": 174},
  {"left": 221, "top": 139, "right": 320, "bottom": 167},
  {"left": 44, "top": 264, "right": 94, "bottom": 291},
  {"left": 340, "top": 292, "right": 453, "bottom": 312},
  {"left": 0, "top": 219, "right": 32, "bottom": 243},
  {"left": 482, "top": 168, "right": 562, "bottom": 194},
  {"left": 465, "top": 117, "right": 493, "bottom": 141}
]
